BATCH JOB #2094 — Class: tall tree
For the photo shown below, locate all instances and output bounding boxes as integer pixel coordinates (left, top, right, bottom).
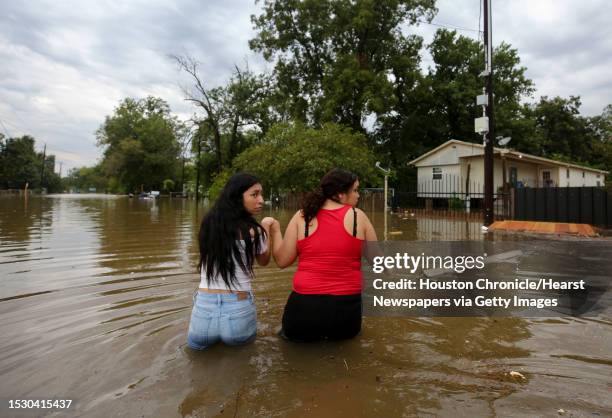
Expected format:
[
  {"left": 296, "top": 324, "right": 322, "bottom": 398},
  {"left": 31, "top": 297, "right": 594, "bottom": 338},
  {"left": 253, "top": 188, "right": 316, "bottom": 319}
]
[
  {"left": 96, "top": 97, "right": 184, "bottom": 192},
  {"left": 375, "top": 29, "right": 534, "bottom": 188},
  {"left": 0, "top": 135, "right": 63, "bottom": 192},
  {"left": 0, "top": 135, "right": 41, "bottom": 189},
  {"left": 174, "top": 55, "right": 225, "bottom": 171},
  {"left": 527, "top": 96, "right": 589, "bottom": 161},
  {"left": 250, "top": 0, "right": 437, "bottom": 131},
  {"left": 521, "top": 97, "right": 612, "bottom": 170},
  {"left": 424, "top": 29, "right": 534, "bottom": 145},
  {"left": 65, "top": 165, "right": 108, "bottom": 193},
  {"left": 174, "top": 56, "right": 277, "bottom": 173}
]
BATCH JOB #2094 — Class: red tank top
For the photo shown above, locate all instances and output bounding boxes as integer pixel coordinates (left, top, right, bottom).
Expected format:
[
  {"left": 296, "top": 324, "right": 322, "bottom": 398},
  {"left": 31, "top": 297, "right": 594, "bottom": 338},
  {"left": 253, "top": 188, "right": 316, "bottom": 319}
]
[{"left": 293, "top": 205, "right": 364, "bottom": 295}]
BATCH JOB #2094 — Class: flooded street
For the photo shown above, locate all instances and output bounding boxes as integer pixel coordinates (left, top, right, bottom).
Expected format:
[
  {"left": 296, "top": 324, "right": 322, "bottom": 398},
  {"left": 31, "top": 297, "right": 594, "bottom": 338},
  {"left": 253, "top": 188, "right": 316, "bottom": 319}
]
[{"left": 1, "top": 195, "right": 610, "bottom": 417}]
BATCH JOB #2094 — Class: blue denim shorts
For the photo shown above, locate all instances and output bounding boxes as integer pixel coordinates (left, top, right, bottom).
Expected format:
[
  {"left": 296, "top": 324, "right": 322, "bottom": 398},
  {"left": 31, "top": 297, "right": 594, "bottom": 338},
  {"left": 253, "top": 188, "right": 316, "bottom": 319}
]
[{"left": 187, "top": 291, "right": 257, "bottom": 349}]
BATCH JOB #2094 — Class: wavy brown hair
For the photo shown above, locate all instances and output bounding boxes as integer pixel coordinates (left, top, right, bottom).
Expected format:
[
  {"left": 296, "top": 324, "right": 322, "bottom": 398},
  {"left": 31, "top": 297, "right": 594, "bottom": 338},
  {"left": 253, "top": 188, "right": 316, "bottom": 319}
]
[{"left": 300, "top": 168, "right": 358, "bottom": 224}]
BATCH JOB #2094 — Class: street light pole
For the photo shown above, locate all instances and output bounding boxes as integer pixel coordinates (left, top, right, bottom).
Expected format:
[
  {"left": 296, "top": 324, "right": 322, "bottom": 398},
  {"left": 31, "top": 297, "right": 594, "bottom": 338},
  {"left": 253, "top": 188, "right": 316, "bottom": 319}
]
[{"left": 375, "top": 162, "right": 391, "bottom": 241}]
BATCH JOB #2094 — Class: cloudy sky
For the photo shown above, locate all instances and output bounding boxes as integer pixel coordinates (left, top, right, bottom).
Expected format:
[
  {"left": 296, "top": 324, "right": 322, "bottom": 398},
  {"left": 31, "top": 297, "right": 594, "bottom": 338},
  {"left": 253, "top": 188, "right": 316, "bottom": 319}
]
[{"left": 1, "top": 0, "right": 610, "bottom": 173}]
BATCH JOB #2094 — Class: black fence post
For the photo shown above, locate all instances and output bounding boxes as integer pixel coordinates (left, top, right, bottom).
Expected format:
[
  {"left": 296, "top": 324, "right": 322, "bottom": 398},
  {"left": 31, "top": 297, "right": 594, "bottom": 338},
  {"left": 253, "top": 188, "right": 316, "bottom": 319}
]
[{"left": 607, "top": 188, "right": 612, "bottom": 228}]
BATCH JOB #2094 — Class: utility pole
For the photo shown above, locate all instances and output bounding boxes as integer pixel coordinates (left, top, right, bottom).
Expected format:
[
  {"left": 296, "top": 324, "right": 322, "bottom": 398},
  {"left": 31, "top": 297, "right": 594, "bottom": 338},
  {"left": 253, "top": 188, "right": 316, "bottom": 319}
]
[
  {"left": 40, "top": 143, "right": 46, "bottom": 189},
  {"left": 59, "top": 162, "right": 63, "bottom": 178},
  {"left": 195, "top": 130, "right": 201, "bottom": 202},
  {"left": 483, "top": 0, "right": 495, "bottom": 226}
]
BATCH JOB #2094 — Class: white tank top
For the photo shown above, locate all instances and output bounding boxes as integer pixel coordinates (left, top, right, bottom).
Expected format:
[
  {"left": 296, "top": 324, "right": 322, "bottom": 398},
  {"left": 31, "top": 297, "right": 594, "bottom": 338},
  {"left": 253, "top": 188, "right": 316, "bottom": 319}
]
[{"left": 199, "top": 236, "right": 268, "bottom": 292}]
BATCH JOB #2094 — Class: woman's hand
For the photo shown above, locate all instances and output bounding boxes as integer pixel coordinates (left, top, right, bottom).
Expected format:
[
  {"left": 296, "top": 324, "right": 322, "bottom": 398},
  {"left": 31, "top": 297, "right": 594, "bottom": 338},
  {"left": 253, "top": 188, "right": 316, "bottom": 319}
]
[
  {"left": 261, "top": 216, "right": 276, "bottom": 232},
  {"left": 269, "top": 219, "right": 281, "bottom": 232},
  {"left": 256, "top": 217, "right": 275, "bottom": 267}
]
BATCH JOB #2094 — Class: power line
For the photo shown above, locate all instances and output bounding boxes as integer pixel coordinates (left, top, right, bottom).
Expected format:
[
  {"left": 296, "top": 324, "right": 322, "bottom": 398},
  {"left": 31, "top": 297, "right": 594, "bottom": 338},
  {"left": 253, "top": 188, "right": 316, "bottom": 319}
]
[
  {"left": 0, "top": 119, "right": 11, "bottom": 137},
  {"left": 2, "top": 105, "right": 30, "bottom": 132},
  {"left": 0, "top": 113, "right": 26, "bottom": 136},
  {"left": 417, "top": 19, "right": 482, "bottom": 34},
  {"left": 45, "top": 144, "right": 78, "bottom": 155},
  {"left": 0, "top": 112, "right": 78, "bottom": 156}
]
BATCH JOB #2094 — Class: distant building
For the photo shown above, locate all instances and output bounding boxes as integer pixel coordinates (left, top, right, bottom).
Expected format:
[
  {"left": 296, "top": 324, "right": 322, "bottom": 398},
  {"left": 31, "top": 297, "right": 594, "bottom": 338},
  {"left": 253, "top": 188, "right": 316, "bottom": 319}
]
[{"left": 408, "top": 139, "right": 608, "bottom": 198}]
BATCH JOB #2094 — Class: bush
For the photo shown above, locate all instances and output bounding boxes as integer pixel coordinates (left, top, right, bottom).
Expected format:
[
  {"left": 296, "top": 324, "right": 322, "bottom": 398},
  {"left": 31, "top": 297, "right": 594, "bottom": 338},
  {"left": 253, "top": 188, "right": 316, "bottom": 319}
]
[
  {"left": 448, "top": 197, "right": 465, "bottom": 209},
  {"left": 162, "top": 179, "right": 175, "bottom": 192},
  {"left": 207, "top": 170, "right": 232, "bottom": 202},
  {"left": 233, "top": 122, "right": 380, "bottom": 193}
]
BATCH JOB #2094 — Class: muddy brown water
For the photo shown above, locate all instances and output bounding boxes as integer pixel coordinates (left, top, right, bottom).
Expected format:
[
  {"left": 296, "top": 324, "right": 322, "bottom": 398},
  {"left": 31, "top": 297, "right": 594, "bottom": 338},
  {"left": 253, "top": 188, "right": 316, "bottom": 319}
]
[{"left": 0, "top": 195, "right": 610, "bottom": 417}]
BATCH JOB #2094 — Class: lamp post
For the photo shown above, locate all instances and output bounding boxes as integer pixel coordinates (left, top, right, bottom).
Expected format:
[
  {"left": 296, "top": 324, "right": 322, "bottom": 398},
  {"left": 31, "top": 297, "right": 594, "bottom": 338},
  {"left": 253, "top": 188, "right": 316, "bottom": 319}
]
[{"left": 375, "top": 162, "right": 391, "bottom": 241}]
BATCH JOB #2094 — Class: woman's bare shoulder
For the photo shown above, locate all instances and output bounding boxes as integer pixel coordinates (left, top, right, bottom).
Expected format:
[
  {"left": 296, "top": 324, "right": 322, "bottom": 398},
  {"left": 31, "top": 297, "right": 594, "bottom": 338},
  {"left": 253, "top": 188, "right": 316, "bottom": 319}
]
[{"left": 354, "top": 207, "right": 368, "bottom": 218}]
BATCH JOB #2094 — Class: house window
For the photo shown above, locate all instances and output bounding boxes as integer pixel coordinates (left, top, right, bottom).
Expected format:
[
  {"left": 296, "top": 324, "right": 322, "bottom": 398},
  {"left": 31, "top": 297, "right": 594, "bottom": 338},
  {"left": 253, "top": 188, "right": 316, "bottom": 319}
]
[
  {"left": 582, "top": 171, "right": 585, "bottom": 178},
  {"left": 597, "top": 181, "right": 601, "bottom": 187},
  {"left": 566, "top": 168, "right": 570, "bottom": 178},
  {"left": 433, "top": 167, "right": 442, "bottom": 180}
]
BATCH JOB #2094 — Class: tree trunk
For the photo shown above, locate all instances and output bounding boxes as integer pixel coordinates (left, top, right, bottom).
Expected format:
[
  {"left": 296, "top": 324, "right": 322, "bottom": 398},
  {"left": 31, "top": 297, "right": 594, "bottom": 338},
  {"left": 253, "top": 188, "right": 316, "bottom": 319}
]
[{"left": 195, "top": 136, "right": 201, "bottom": 202}]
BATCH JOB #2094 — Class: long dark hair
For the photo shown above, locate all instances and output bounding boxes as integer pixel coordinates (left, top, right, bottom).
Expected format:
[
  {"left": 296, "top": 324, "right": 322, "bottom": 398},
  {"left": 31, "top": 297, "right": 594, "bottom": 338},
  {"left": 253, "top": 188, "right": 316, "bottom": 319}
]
[
  {"left": 198, "top": 172, "right": 266, "bottom": 289},
  {"left": 301, "top": 168, "right": 358, "bottom": 224}
]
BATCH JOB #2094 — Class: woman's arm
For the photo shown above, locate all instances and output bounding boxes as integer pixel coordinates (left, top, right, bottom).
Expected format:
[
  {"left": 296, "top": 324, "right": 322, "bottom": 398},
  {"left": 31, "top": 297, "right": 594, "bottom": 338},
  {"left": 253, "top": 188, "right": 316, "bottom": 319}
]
[
  {"left": 356, "top": 208, "right": 378, "bottom": 241},
  {"left": 255, "top": 218, "right": 273, "bottom": 266},
  {"left": 356, "top": 208, "right": 382, "bottom": 267},
  {"left": 269, "top": 211, "right": 300, "bottom": 268}
]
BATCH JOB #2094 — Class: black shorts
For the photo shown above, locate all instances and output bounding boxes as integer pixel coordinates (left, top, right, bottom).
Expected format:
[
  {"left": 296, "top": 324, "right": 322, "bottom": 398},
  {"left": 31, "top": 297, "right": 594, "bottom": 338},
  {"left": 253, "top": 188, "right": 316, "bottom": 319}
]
[{"left": 280, "top": 291, "right": 362, "bottom": 342}]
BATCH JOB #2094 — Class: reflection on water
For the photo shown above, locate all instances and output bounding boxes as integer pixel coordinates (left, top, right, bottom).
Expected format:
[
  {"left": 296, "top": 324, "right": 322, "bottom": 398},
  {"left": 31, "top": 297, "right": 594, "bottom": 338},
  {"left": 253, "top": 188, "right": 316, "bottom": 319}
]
[{"left": 0, "top": 195, "right": 610, "bottom": 417}]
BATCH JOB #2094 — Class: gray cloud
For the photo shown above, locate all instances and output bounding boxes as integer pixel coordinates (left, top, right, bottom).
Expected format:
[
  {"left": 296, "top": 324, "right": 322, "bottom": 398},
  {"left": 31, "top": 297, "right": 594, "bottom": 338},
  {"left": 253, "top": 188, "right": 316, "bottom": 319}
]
[
  {"left": 428, "top": 0, "right": 612, "bottom": 114},
  {"left": 0, "top": 0, "right": 609, "bottom": 173}
]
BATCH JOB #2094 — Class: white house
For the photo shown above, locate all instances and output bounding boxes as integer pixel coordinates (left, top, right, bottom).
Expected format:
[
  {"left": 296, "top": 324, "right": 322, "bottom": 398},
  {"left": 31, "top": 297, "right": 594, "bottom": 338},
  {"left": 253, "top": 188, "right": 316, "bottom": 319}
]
[{"left": 408, "top": 139, "right": 608, "bottom": 199}]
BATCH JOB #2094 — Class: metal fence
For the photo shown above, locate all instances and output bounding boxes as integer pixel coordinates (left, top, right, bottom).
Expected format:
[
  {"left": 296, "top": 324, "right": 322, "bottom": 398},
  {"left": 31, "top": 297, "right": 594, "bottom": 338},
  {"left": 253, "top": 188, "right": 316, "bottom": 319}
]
[
  {"left": 391, "top": 175, "right": 510, "bottom": 220},
  {"left": 266, "top": 180, "right": 611, "bottom": 229},
  {"left": 514, "top": 186, "right": 611, "bottom": 228},
  {"left": 267, "top": 176, "right": 511, "bottom": 221}
]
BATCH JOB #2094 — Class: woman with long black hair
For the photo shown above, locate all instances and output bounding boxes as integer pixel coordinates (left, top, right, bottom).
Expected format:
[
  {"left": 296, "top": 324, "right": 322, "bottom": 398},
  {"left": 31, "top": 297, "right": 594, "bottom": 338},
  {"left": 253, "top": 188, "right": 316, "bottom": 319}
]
[
  {"left": 268, "top": 168, "right": 378, "bottom": 342},
  {"left": 187, "top": 173, "right": 274, "bottom": 349}
]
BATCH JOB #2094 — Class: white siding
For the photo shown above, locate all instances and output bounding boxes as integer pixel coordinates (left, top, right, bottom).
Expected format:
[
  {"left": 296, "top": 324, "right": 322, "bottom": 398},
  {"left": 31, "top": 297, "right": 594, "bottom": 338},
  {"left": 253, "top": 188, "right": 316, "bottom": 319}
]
[
  {"left": 415, "top": 142, "right": 482, "bottom": 167},
  {"left": 413, "top": 141, "right": 606, "bottom": 198},
  {"left": 417, "top": 164, "right": 462, "bottom": 197},
  {"left": 562, "top": 167, "right": 603, "bottom": 187}
]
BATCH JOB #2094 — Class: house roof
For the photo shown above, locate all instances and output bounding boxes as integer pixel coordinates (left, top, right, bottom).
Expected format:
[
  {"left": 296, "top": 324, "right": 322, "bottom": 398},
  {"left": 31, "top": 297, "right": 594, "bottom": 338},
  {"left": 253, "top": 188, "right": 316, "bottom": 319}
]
[{"left": 408, "top": 139, "right": 609, "bottom": 174}]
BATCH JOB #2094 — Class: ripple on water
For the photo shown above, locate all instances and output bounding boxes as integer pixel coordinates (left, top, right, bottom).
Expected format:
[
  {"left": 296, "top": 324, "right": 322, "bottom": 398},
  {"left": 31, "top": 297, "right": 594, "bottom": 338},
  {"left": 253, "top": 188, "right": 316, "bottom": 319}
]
[{"left": 0, "top": 195, "right": 610, "bottom": 417}]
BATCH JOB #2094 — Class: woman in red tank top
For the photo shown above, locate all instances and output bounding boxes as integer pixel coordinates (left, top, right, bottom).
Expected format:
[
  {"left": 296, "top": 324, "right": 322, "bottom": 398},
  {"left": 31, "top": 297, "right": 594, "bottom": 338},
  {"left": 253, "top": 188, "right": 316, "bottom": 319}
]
[{"left": 268, "top": 168, "right": 378, "bottom": 341}]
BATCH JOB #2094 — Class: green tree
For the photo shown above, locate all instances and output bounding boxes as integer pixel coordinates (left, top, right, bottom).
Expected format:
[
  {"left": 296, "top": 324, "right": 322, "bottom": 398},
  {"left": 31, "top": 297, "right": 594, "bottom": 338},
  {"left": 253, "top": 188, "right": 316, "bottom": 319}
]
[
  {"left": 174, "top": 56, "right": 278, "bottom": 174},
  {"left": 64, "top": 165, "right": 108, "bottom": 192},
  {"left": 162, "top": 179, "right": 175, "bottom": 192},
  {"left": 232, "top": 122, "right": 379, "bottom": 193},
  {"left": 96, "top": 97, "right": 185, "bottom": 192},
  {"left": 0, "top": 135, "right": 41, "bottom": 189},
  {"left": 587, "top": 104, "right": 612, "bottom": 179},
  {"left": 424, "top": 30, "right": 535, "bottom": 144},
  {"left": 375, "top": 29, "right": 534, "bottom": 189},
  {"left": 524, "top": 96, "right": 591, "bottom": 162},
  {"left": 0, "top": 134, "right": 65, "bottom": 192},
  {"left": 250, "top": 0, "right": 437, "bottom": 131}
]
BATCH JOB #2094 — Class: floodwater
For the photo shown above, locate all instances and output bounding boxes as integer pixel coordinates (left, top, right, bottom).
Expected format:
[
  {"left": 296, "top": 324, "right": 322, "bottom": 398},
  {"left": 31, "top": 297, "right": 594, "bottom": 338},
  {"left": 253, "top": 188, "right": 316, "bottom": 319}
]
[{"left": 0, "top": 195, "right": 610, "bottom": 417}]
